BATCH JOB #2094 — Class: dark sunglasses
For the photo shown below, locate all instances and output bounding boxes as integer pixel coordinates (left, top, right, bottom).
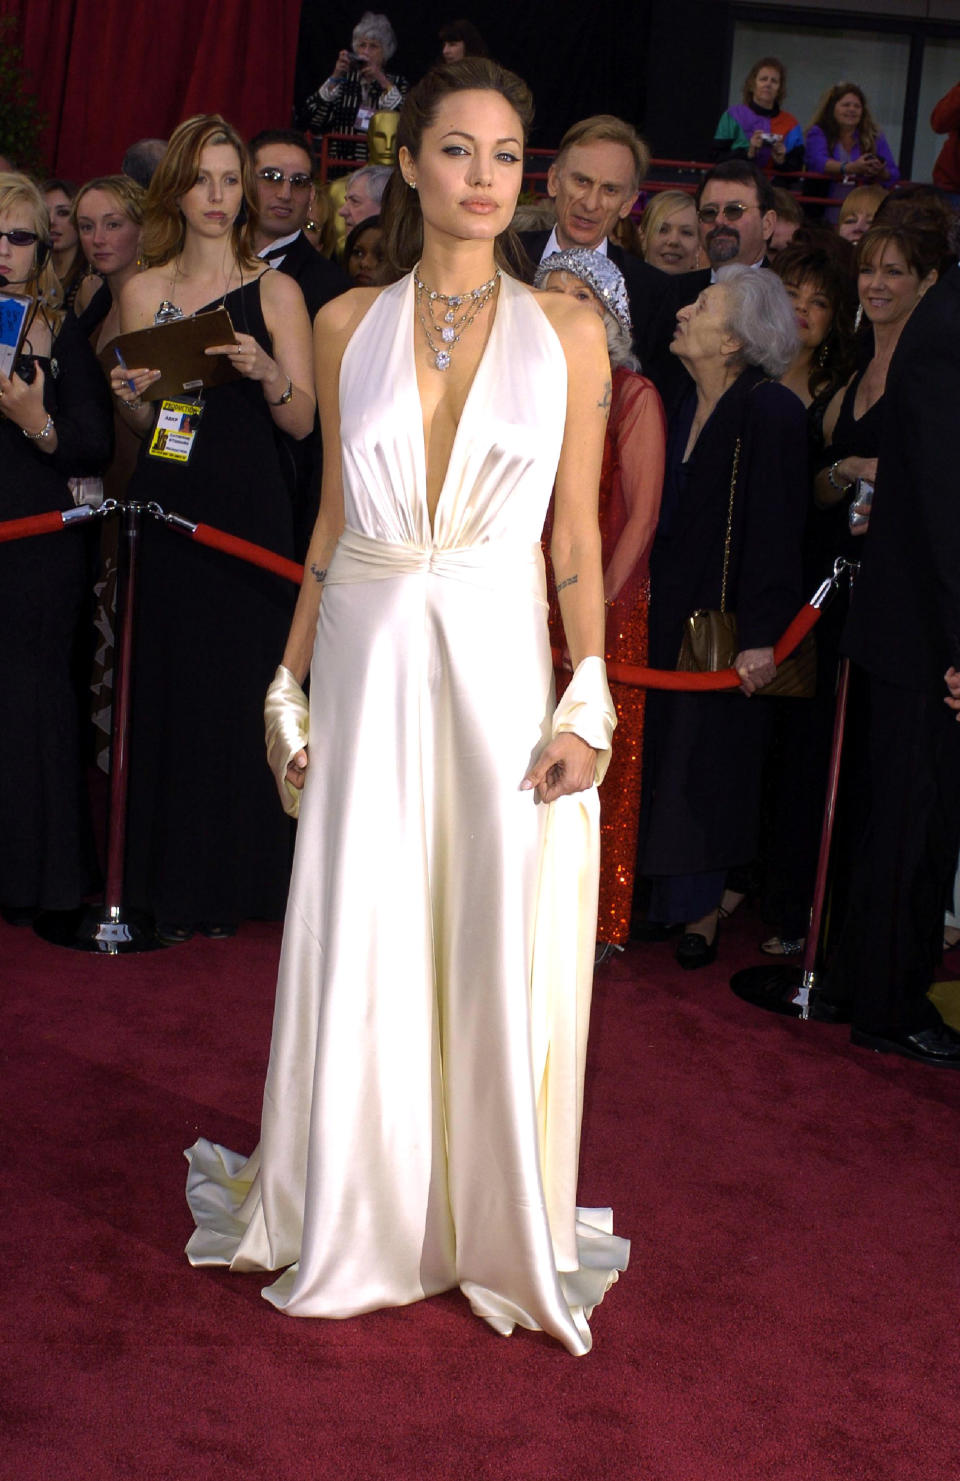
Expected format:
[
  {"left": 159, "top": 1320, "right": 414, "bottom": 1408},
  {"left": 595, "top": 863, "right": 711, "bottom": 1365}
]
[
  {"left": 256, "top": 168, "right": 312, "bottom": 191},
  {"left": 0, "top": 228, "right": 41, "bottom": 246},
  {"left": 697, "top": 202, "right": 758, "bottom": 225}
]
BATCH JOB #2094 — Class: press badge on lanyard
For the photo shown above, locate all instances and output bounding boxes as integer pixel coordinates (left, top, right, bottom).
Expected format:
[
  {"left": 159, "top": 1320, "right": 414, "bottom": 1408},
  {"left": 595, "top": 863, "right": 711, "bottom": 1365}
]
[{"left": 148, "top": 395, "right": 204, "bottom": 463}]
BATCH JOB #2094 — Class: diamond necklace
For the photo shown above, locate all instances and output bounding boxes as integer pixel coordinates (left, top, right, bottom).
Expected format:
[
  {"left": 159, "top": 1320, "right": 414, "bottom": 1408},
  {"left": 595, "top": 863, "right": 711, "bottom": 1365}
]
[{"left": 413, "top": 265, "right": 500, "bottom": 371}]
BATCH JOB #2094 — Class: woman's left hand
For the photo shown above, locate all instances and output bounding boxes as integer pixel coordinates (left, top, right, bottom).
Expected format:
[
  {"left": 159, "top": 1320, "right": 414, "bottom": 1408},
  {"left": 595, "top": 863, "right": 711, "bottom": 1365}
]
[
  {"left": 521, "top": 732, "right": 597, "bottom": 803},
  {"left": 734, "top": 645, "right": 776, "bottom": 696},
  {"left": 205, "top": 333, "right": 276, "bottom": 384},
  {"left": 0, "top": 362, "right": 47, "bottom": 433}
]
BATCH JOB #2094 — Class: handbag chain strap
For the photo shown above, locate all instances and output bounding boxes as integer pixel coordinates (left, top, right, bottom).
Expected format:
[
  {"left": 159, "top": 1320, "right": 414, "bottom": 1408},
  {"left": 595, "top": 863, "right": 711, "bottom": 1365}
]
[{"left": 720, "top": 437, "right": 740, "bottom": 614}]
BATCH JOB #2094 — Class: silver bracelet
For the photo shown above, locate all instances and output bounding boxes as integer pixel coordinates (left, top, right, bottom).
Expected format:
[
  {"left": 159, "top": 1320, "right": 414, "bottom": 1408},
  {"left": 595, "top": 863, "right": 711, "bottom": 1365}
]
[
  {"left": 23, "top": 414, "right": 55, "bottom": 441},
  {"left": 827, "top": 460, "right": 854, "bottom": 494}
]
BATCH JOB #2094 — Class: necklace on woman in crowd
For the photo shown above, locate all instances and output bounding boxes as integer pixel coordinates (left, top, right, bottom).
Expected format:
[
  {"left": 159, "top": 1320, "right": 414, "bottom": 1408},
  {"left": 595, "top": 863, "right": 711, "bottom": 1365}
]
[
  {"left": 155, "top": 254, "right": 236, "bottom": 325},
  {"left": 414, "top": 266, "right": 500, "bottom": 371}
]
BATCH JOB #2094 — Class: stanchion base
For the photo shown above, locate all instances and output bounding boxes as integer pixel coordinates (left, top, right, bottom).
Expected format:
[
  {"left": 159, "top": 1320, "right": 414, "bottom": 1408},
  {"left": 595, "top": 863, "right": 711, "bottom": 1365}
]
[
  {"left": 33, "top": 904, "right": 162, "bottom": 954},
  {"left": 730, "top": 964, "right": 809, "bottom": 1017}
]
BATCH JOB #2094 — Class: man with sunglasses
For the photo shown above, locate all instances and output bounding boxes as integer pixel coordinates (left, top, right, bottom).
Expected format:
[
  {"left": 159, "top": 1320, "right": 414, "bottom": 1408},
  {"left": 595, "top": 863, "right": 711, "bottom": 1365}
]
[
  {"left": 249, "top": 129, "right": 348, "bottom": 322},
  {"left": 250, "top": 130, "right": 348, "bottom": 559}
]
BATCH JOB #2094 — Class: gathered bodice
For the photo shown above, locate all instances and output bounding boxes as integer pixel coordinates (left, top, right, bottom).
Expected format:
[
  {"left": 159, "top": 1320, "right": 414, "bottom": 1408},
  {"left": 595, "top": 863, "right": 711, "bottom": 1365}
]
[{"left": 337, "top": 272, "right": 567, "bottom": 553}]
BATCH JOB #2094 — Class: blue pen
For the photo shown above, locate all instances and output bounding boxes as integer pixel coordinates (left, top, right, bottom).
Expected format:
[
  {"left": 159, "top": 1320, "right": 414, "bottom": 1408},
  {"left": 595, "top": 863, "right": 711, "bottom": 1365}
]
[{"left": 114, "top": 346, "right": 138, "bottom": 398}]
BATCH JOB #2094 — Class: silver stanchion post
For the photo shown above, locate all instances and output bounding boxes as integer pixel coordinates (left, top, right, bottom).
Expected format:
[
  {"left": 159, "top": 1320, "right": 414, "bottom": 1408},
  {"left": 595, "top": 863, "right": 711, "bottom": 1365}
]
[
  {"left": 35, "top": 501, "right": 161, "bottom": 953},
  {"left": 730, "top": 560, "right": 858, "bottom": 1017}
]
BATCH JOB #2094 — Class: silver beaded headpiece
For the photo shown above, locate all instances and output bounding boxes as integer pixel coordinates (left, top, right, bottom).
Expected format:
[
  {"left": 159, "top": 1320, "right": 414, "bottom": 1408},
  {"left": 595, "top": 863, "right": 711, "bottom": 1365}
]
[{"left": 534, "top": 248, "right": 633, "bottom": 338}]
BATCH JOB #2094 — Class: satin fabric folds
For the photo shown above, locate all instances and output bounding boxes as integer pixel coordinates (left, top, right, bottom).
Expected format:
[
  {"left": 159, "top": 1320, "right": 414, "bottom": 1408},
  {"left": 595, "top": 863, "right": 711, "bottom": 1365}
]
[{"left": 185, "top": 272, "right": 628, "bottom": 1355}]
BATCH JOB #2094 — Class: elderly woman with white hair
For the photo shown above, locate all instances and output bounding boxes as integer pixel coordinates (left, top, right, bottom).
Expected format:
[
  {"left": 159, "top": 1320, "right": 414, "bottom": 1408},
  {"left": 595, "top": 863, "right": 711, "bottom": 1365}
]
[
  {"left": 535, "top": 248, "right": 666, "bottom": 957},
  {"left": 304, "top": 12, "right": 407, "bottom": 162},
  {"left": 636, "top": 264, "right": 808, "bottom": 968}
]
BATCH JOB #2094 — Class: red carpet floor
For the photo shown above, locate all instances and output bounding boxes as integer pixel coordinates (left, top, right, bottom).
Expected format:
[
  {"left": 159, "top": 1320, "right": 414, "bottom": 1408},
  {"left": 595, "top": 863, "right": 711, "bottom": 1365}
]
[{"left": 3, "top": 909, "right": 960, "bottom": 1481}]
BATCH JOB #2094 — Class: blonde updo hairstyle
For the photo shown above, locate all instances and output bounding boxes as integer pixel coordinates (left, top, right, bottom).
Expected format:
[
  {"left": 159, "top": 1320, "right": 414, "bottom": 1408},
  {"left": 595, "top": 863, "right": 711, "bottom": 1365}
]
[{"left": 141, "top": 114, "right": 261, "bottom": 270}]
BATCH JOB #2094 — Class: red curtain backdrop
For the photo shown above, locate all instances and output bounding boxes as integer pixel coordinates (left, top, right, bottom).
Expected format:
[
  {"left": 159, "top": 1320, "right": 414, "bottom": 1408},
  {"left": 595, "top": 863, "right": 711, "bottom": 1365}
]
[{"left": 1, "top": 0, "right": 302, "bottom": 179}]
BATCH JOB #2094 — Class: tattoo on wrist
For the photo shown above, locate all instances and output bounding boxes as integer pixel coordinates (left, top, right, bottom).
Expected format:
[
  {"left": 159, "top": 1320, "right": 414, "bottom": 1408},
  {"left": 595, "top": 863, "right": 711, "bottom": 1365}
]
[
  {"left": 556, "top": 574, "right": 578, "bottom": 593},
  {"left": 310, "top": 563, "right": 328, "bottom": 584}
]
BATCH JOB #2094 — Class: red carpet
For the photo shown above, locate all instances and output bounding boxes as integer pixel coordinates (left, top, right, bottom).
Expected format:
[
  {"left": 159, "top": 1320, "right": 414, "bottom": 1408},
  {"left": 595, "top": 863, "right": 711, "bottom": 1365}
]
[{"left": 3, "top": 909, "right": 960, "bottom": 1480}]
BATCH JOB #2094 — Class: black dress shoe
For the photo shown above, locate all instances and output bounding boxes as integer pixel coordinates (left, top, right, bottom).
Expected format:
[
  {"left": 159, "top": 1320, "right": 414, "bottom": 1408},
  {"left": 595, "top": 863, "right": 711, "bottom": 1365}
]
[
  {"left": 850, "top": 1022, "right": 960, "bottom": 1067},
  {"left": 675, "top": 930, "right": 718, "bottom": 970}
]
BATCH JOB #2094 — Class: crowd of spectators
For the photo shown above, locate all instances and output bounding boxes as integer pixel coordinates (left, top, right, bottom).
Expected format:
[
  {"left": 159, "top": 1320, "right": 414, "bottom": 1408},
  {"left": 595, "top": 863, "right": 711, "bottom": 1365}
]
[{"left": 1, "top": 23, "right": 958, "bottom": 1066}]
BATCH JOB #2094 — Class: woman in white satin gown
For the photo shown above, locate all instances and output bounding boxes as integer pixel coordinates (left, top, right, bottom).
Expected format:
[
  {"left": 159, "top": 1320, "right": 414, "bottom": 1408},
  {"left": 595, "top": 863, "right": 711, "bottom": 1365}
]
[{"left": 185, "top": 59, "right": 629, "bottom": 1355}]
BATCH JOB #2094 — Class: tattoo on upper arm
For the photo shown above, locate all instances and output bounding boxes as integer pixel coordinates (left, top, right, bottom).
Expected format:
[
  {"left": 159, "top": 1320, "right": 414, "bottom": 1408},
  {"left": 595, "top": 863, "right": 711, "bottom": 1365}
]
[
  {"left": 556, "top": 573, "right": 578, "bottom": 593},
  {"left": 310, "top": 563, "right": 328, "bottom": 584},
  {"left": 598, "top": 379, "right": 612, "bottom": 412}
]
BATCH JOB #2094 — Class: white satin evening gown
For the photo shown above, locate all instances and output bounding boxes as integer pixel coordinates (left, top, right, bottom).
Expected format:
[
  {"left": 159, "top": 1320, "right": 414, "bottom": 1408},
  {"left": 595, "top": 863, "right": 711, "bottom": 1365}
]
[{"left": 184, "top": 271, "right": 628, "bottom": 1356}]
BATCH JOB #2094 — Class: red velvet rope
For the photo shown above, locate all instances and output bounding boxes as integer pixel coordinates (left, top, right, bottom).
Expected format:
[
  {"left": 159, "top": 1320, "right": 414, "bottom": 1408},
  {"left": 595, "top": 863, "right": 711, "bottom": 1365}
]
[
  {"left": 0, "top": 509, "right": 75, "bottom": 544},
  {"left": 602, "top": 602, "right": 822, "bottom": 691},
  {"left": 0, "top": 506, "right": 827, "bottom": 692},
  {"left": 179, "top": 514, "right": 826, "bottom": 691},
  {"left": 189, "top": 522, "right": 305, "bottom": 587}
]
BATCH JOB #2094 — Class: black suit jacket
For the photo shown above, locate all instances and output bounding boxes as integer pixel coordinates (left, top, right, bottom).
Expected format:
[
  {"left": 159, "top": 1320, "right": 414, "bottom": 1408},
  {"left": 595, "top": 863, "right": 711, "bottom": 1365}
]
[
  {"left": 842, "top": 264, "right": 960, "bottom": 692},
  {"left": 517, "top": 230, "right": 671, "bottom": 372},
  {"left": 264, "top": 234, "right": 349, "bottom": 559},
  {"left": 269, "top": 231, "right": 350, "bottom": 321}
]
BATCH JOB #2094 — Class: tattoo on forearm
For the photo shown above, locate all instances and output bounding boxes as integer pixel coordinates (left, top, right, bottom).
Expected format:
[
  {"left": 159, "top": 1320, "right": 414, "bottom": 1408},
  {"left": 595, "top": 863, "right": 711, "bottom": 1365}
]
[
  {"left": 556, "top": 573, "right": 578, "bottom": 593},
  {"left": 310, "top": 564, "right": 328, "bottom": 584},
  {"left": 598, "top": 379, "right": 612, "bottom": 412}
]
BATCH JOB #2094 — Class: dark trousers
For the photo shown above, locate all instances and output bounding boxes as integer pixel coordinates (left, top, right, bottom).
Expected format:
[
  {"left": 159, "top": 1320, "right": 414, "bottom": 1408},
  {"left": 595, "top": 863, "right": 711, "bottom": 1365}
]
[{"left": 830, "top": 673, "right": 960, "bottom": 1034}]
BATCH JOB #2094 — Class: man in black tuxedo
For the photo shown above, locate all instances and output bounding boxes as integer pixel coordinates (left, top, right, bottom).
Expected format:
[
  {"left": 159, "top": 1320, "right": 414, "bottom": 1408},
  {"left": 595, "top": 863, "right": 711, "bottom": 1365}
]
[
  {"left": 517, "top": 115, "right": 668, "bottom": 370},
  {"left": 823, "top": 260, "right": 960, "bottom": 1066},
  {"left": 250, "top": 129, "right": 349, "bottom": 318},
  {"left": 250, "top": 130, "right": 349, "bottom": 557},
  {"left": 644, "top": 160, "right": 777, "bottom": 410}
]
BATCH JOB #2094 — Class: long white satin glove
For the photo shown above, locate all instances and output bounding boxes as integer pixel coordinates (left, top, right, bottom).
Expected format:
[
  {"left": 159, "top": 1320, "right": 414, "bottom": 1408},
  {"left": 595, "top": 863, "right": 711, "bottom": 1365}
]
[
  {"left": 552, "top": 655, "right": 616, "bottom": 785},
  {"left": 264, "top": 665, "right": 309, "bottom": 818}
]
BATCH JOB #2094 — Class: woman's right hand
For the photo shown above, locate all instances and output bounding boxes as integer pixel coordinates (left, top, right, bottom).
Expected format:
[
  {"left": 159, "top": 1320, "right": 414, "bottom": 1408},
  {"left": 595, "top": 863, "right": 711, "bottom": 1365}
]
[
  {"left": 109, "top": 365, "right": 160, "bottom": 405},
  {"left": 285, "top": 748, "right": 309, "bottom": 789},
  {"left": 332, "top": 49, "right": 352, "bottom": 79}
]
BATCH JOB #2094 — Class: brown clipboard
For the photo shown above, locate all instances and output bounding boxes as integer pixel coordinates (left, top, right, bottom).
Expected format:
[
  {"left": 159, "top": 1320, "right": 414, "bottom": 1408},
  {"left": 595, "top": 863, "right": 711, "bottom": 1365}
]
[{"left": 99, "top": 306, "right": 242, "bottom": 402}]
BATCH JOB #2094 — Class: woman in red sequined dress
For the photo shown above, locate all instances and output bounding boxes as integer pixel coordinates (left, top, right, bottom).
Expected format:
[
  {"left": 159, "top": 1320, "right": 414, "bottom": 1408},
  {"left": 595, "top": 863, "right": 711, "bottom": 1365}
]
[{"left": 537, "top": 248, "right": 665, "bottom": 956}]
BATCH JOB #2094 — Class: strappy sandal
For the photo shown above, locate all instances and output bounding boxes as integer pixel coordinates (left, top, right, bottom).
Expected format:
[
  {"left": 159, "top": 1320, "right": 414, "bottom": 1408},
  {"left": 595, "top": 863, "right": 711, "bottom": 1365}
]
[
  {"left": 718, "top": 889, "right": 745, "bottom": 920},
  {"left": 760, "top": 934, "right": 805, "bottom": 957}
]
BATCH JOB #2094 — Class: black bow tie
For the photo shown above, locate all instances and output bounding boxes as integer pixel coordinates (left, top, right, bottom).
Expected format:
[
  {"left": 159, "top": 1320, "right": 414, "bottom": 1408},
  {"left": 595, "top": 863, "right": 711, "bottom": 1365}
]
[{"left": 262, "top": 243, "right": 290, "bottom": 262}]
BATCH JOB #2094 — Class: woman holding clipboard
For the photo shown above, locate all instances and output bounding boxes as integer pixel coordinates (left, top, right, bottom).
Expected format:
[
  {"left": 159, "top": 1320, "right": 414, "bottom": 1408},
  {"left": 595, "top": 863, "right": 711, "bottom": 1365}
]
[{"left": 110, "top": 114, "right": 315, "bottom": 943}]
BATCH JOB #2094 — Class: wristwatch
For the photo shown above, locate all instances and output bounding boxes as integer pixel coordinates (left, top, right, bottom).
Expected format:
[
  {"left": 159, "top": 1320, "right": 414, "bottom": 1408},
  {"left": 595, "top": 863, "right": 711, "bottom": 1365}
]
[{"left": 270, "top": 378, "right": 293, "bottom": 406}]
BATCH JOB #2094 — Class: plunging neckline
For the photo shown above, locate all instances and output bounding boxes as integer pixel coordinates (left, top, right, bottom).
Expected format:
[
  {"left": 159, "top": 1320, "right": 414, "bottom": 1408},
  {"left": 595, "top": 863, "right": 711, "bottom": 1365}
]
[{"left": 408, "top": 270, "right": 502, "bottom": 540}]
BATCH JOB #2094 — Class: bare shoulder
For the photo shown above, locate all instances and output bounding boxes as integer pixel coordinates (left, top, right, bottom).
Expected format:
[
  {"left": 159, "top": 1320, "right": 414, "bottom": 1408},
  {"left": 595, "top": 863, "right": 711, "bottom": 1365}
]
[
  {"left": 313, "top": 284, "right": 387, "bottom": 357},
  {"left": 530, "top": 286, "right": 607, "bottom": 359},
  {"left": 119, "top": 266, "right": 166, "bottom": 323},
  {"left": 258, "top": 265, "right": 306, "bottom": 313}
]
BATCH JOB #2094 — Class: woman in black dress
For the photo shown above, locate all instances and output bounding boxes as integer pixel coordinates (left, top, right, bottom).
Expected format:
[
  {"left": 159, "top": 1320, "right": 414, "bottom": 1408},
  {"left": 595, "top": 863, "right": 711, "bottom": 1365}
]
[
  {"left": 817, "top": 224, "right": 941, "bottom": 519},
  {"left": 111, "top": 116, "right": 315, "bottom": 941},
  {"left": 0, "top": 173, "right": 112, "bottom": 922},
  {"left": 637, "top": 265, "right": 808, "bottom": 968}
]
